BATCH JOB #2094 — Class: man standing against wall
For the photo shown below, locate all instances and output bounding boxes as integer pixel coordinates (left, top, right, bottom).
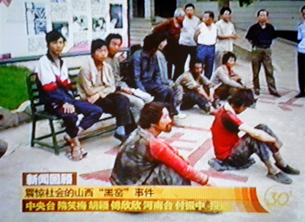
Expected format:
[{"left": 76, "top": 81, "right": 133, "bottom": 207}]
[
  {"left": 246, "top": 9, "right": 281, "bottom": 97},
  {"left": 175, "top": 3, "right": 200, "bottom": 80},
  {"left": 295, "top": 6, "right": 305, "bottom": 98},
  {"left": 195, "top": 11, "right": 217, "bottom": 79},
  {"left": 153, "top": 8, "right": 185, "bottom": 80},
  {"left": 215, "top": 7, "right": 238, "bottom": 68}
]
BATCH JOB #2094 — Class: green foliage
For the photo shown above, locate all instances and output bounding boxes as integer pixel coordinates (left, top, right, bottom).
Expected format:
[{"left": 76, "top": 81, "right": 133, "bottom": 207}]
[
  {"left": 239, "top": 0, "right": 253, "bottom": 7},
  {"left": 0, "top": 65, "right": 31, "bottom": 110}
]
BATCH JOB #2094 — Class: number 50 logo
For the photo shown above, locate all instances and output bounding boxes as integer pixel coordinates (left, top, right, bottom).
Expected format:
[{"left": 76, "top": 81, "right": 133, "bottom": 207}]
[{"left": 264, "top": 186, "right": 292, "bottom": 209}]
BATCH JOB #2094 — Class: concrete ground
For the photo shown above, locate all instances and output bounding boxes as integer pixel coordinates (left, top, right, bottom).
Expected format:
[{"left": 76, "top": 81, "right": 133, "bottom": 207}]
[{"left": 1, "top": 30, "right": 305, "bottom": 222}]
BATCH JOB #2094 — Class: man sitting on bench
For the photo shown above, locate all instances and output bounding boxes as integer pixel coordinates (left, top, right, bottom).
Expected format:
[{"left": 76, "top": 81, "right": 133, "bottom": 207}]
[{"left": 35, "top": 30, "right": 103, "bottom": 161}]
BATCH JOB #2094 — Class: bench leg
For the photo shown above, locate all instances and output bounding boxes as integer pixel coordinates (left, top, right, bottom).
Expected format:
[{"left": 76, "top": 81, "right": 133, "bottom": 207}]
[
  {"left": 49, "top": 119, "right": 60, "bottom": 155},
  {"left": 30, "top": 118, "right": 36, "bottom": 147}
]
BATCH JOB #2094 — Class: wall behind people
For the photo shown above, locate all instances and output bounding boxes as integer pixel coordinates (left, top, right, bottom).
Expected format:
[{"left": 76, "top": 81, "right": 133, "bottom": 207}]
[
  {"left": 178, "top": 1, "right": 304, "bottom": 31},
  {"left": 0, "top": 0, "right": 129, "bottom": 61}
]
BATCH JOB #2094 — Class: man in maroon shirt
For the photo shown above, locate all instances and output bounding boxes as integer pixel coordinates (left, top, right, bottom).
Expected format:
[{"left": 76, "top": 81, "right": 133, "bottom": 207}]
[{"left": 211, "top": 89, "right": 300, "bottom": 184}]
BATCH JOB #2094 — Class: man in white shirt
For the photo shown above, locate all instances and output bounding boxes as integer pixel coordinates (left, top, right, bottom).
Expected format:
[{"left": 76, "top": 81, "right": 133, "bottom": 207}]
[
  {"left": 296, "top": 5, "right": 305, "bottom": 98},
  {"left": 175, "top": 3, "right": 200, "bottom": 81},
  {"left": 195, "top": 11, "right": 217, "bottom": 79},
  {"left": 78, "top": 39, "right": 136, "bottom": 142},
  {"left": 215, "top": 7, "right": 238, "bottom": 68}
]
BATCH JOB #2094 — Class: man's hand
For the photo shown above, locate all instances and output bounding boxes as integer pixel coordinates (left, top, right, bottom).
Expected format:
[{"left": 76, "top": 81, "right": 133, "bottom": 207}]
[
  {"left": 121, "top": 87, "right": 133, "bottom": 94},
  {"left": 117, "top": 52, "right": 127, "bottom": 62},
  {"left": 230, "top": 35, "right": 239, "bottom": 40},
  {"left": 87, "top": 93, "right": 100, "bottom": 104},
  {"left": 231, "top": 76, "right": 241, "bottom": 82},
  {"left": 62, "top": 102, "right": 75, "bottom": 114},
  {"left": 205, "top": 179, "right": 216, "bottom": 187}
]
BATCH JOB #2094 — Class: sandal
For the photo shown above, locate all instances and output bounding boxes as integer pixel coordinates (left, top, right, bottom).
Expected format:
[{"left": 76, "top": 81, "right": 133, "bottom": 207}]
[
  {"left": 71, "top": 147, "right": 83, "bottom": 161},
  {"left": 65, "top": 147, "right": 88, "bottom": 159},
  {"left": 64, "top": 136, "right": 88, "bottom": 159}
]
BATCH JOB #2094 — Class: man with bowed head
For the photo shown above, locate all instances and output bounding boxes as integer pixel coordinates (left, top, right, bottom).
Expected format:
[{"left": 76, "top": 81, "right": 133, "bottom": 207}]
[
  {"left": 211, "top": 89, "right": 300, "bottom": 184},
  {"left": 110, "top": 102, "right": 213, "bottom": 186}
]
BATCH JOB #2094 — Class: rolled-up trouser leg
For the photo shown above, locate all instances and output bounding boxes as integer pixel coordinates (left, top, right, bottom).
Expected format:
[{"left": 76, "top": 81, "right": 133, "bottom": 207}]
[{"left": 227, "top": 124, "right": 279, "bottom": 167}]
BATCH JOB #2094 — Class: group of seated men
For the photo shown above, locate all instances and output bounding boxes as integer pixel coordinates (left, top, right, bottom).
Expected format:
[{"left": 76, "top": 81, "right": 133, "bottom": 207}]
[{"left": 35, "top": 29, "right": 299, "bottom": 185}]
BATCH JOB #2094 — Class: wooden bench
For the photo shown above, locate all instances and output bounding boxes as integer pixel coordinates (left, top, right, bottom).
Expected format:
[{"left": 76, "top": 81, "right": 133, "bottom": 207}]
[{"left": 26, "top": 70, "right": 116, "bottom": 155}]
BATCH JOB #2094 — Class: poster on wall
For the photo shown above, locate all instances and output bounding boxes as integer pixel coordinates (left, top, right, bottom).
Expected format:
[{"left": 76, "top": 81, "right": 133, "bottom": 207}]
[
  {"left": 0, "top": 0, "right": 129, "bottom": 60},
  {"left": 25, "top": 2, "right": 47, "bottom": 35},
  {"left": 110, "top": 4, "right": 123, "bottom": 29}
]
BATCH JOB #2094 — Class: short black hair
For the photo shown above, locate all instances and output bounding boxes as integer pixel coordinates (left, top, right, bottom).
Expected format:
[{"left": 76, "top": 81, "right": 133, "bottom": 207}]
[
  {"left": 105, "top": 33, "right": 122, "bottom": 47},
  {"left": 185, "top": 3, "right": 195, "bottom": 9},
  {"left": 204, "top": 11, "right": 214, "bottom": 19},
  {"left": 220, "top": 7, "right": 232, "bottom": 15},
  {"left": 222, "top": 52, "right": 237, "bottom": 64},
  {"left": 257, "top": 9, "right": 269, "bottom": 17},
  {"left": 301, "top": 5, "right": 305, "bottom": 12},
  {"left": 46, "top": 30, "right": 66, "bottom": 45},
  {"left": 143, "top": 33, "right": 164, "bottom": 52},
  {"left": 130, "top": 44, "right": 142, "bottom": 55},
  {"left": 138, "top": 102, "right": 167, "bottom": 129},
  {"left": 91, "top": 39, "right": 107, "bottom": 55},
  {"left": 190, "top": 58, "right": 203, "bottom": 70},
  {"left": 228, "top": 89, "right": 255, "bottom": 108}
]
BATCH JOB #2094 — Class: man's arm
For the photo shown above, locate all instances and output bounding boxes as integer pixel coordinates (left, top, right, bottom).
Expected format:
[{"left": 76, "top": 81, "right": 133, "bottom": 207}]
[
  {"left": 153, "top": 20, "right": 169, "bottom": 33},
  {"left": 270, "top": 24, "right": 277, "bottom": 40},
  {"left": 194, "top": 25, "right": 201, "bottom": 43},
  {"left": 239, "top": 123, "right": 277, "bottom": 143},
  {"left": 36, "top": 57, "right": 74, "bottom": 106},
  {"left": 149, "top": 138, "right": 210, "bottom": 185},
  {"left": 245, "top": 25, "right": 255, "bottom": 44},
  {"left": 152, "top": 56, "right": 162, "bottom": 85},
  {"left": 216, "top": 69, "right": 243, "bottom": 88},
  {"left": 131, "top": 54, "right": 146, "bottom": 91},
  {"left": 216, "top": 21, "right": 238, "bottom": 40},
  {"left": 78, "top": 67, "right": 105, "bottom": 97}
]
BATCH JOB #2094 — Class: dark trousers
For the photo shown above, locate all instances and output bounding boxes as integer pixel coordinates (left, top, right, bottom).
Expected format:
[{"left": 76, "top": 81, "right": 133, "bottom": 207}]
[
  {"left": 48, "top": 100, "right": 103, "bottom": 138},
  {"left": 226, "top": 124, "right": 280, "bottom": 167},
  {"left": 251, "top": 48, "right": 278, "bottom": 94},
  {"left": 298, "top": 52, "right": 305, "bottom": 94},
  {"left": 94, "top": 93, "right": 134, "bottom": 131},
  {"left": 180, "top": 91, "right": 211, "bottom": 112},
  {"left": 174, "top": 45, "right": 197, "bottom": 81},
  {"left": 163, "top": 41, "right": 180, "bottom": 80},
  {"left": 143, "top": 83, "right": 178, "bottom": 116},
  {"left": 214, "top": 84, "right": 240, "bottom": 100}
]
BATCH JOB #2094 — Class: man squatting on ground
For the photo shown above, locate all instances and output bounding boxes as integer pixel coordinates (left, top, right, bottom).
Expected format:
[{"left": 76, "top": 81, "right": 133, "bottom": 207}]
[
  {"left": 35, "top": 30, "right": 103, "bottom": 161},
  {"left": 211, "top": 89, "right": 300, "bottom": 184},
  {"left": 211, "top": 52, "right": 244, "bottom": 101},
  {"left": 78, "top": 39, "right": 135, "bottom": 142},
  {"left": 174, "top": 59, "right": 217, "bottom": 114},
  {"left": 110, "top": 102, "right": 213, "bottom": 186}
]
